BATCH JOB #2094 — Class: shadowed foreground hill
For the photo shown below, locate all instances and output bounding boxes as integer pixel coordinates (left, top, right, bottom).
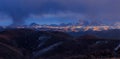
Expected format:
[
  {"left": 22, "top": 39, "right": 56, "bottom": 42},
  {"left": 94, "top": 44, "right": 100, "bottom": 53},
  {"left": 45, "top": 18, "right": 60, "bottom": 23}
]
[
  {"left": 0, "top": 29, "right": 120, "bottom": 59},
  {"left": 0, "top": 29, "right": 73, "bottom": 59}
]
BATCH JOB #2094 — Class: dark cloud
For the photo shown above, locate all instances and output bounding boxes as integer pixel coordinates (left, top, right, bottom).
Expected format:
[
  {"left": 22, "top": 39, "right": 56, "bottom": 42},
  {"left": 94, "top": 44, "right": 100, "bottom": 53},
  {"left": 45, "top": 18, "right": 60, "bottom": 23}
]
[
  {"left": 0, "top": 0, "right": 120, "bottom": 26},
  {"left": 0, "top": 1, "right": 87, "bottom": 18}
]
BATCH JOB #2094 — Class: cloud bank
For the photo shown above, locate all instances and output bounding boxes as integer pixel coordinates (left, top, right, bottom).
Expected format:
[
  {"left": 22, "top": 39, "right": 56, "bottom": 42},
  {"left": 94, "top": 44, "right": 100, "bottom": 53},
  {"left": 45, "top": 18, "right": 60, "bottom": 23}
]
[{"left": 0, "top": 0, "right": 120, "bottom": 25}]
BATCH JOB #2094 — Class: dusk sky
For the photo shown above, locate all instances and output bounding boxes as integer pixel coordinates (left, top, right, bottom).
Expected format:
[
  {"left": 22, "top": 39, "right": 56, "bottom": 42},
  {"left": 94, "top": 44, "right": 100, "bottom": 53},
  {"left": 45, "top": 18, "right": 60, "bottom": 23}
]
[{"left": 0, "top": 0, "right": 120, "bottom": 26}]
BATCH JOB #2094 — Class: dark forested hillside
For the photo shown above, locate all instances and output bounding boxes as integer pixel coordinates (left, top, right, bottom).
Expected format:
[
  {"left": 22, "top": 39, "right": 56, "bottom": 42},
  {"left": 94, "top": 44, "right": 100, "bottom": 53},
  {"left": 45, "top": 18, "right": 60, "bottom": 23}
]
[{"left": 0, "top": 29, "right": 120, "bottom": 59}]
